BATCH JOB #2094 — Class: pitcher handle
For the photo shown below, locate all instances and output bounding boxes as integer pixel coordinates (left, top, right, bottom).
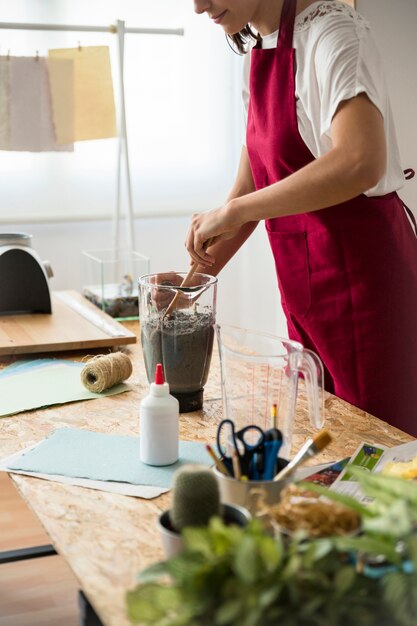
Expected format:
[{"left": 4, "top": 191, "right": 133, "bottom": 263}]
[{"left": 298, "top": 349, "right": 325, "bottom": 429}]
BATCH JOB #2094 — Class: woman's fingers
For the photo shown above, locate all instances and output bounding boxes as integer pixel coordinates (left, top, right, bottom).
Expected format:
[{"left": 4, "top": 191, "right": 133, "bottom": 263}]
[
  {"left": 149, "top": 272, "right": 183, "bottom": 309},
  {"left": 185, "top": 214, "right": 217, "bottom": 266}
]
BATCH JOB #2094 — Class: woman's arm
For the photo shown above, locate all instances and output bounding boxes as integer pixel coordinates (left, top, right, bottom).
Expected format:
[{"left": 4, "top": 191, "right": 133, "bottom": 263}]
[
  {"left": 186, "top": 93, "right": 387, "bottom": 267},
  {"left": 191, "top": 145, "right": 259, "bottom": 274}
]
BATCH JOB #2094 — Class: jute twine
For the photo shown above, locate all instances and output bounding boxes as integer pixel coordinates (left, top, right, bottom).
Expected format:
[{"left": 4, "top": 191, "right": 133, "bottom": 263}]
[{"left": 80, "top": 352, "right": 133, "bottom": 393}]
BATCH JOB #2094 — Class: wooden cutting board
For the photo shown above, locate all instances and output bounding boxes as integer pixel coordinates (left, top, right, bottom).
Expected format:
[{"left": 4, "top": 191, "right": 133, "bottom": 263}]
[{"left": 0, "top": 290, "right": 137, "bottom": 356}]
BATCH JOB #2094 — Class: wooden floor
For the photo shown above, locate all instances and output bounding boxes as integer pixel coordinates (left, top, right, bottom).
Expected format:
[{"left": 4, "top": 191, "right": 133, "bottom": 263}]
[{"left": 0, "top": 473, "right": 79, "bottom": 626}]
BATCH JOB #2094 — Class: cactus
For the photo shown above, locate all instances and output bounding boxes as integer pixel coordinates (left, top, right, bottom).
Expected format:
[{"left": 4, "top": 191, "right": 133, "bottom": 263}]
[{"left": 170, "top": 465, "right": 221, "bottom": 531}]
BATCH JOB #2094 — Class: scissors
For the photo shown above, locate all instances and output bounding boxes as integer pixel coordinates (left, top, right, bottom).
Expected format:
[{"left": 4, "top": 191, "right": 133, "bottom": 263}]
[{"left": 216, "top": 419, "right": 265, "bottom": 478}]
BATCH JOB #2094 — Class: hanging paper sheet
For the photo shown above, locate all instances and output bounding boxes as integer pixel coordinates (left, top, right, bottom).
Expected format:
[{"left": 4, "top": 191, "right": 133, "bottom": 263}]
[
  {"left": 0, "top": 57, "right": 11, "bottom": 150},
  {"left": 48, "top": 46, "right": 117, "bottom": 142},
  {"left": 46, "top": 57, "right": 75, "bottom": 145},
  {"left": 8, "top": 56, "right": 74, "bottom": 152}
]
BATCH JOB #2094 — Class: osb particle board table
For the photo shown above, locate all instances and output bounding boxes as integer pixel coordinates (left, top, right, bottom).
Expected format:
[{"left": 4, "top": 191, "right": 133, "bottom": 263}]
[{"left": 0, "top": 321, "right": 413, "bottom": 626}]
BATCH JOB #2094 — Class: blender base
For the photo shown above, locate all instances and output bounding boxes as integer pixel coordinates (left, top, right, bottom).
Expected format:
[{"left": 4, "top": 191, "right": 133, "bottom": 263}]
[{"left": 171, "top": 388, "right": 204, "bottom": 413}]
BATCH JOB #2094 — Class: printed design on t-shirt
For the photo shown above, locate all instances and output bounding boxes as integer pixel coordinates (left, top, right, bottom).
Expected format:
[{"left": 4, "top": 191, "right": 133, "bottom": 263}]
[{"left": 294, "top": 1, "right": 370, "bottom": 33}]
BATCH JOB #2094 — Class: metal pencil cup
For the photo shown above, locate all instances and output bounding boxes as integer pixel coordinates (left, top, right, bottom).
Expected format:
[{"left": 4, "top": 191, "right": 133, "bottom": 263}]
[{"left": 213, "top": 467, "right": 289, "bottom": 515}]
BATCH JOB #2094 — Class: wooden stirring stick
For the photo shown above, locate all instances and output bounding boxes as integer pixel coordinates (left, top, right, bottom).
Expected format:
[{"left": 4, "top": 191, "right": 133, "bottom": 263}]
[
  {"left": 163, "top": 263, "right": 198, "bottom": 318},
  {"left": 163, "top": 238, "right": 214, "bottom": 319}
]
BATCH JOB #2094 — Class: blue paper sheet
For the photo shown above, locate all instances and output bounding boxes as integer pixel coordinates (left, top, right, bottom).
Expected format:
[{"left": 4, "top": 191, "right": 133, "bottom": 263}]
[
  {"left": 7, "top": 428, "right": 212, "bottom": 488},
  {"left": 0, "top": 359, "right": 129, "bottom": 417},
  {"left": 0, "top": 359, "right": 66, "bottom": 378}
]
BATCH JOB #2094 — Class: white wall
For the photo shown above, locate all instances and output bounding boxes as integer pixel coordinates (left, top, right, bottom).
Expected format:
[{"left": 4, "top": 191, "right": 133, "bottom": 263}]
[
  {"left": 357, "top": 0, "right": 417, "bottom": 214},
  {"left": 2, "top": 0, "right": 416, "bottom": 338}
]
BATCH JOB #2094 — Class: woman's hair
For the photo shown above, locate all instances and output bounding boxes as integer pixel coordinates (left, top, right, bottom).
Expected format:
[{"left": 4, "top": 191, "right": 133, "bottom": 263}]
[{"left": 227, "top": 25, "right": 261, "bottom": 54}]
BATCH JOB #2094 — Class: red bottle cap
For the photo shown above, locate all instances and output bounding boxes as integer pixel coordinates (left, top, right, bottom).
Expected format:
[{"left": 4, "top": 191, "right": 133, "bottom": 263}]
[{"left": 154, "top": 363, "right": 165, "bottom": 385}]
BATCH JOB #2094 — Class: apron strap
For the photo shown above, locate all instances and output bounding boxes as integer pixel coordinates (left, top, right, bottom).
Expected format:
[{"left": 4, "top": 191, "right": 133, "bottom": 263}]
[
  {"left": 402, "top": 170, "right": 416, "bottom": 234},
  {"left": 278, "top": 0, "right": 297, "bottom": 49},
  {"left": 401, "top": 198, "right": 417, "bottom": 236}
]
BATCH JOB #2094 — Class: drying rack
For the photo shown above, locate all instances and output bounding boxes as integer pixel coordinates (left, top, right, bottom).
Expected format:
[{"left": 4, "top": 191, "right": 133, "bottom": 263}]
[{"left": 0, "top": 20, "right": 185, "bottom": 253}]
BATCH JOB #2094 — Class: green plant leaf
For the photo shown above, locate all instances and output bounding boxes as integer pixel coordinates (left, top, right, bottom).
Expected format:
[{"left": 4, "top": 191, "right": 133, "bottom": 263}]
[
  {"left": 332, "top": 535, "right": 401, "bottom": 565},
  {"left": 405, "top": 535, "right": 417, "bottom": 566},
  {"left": 182, "top": 525, "right": 215, "bottom": 558},
  {"left": 350, "top": 467, "right": 417, "bottom": 508},
  {"left": 233, "top": 535, "right": 259, "bottom": 584},
  {"left": 258, "top": 533, "right": 283, "bottom": 572},
  {"left": 126, "top": 583, "right": 182, "bottom": 624},
  {"left": 215, "top": 599, "right": 243, "bottom": 625},
  {"left": 362, "top": 499, "right": 413, "bottom": 538},
  {"left": 334, "top": 565, "right": 356, "bottom": 597},
  {"left": 298, "top": 594, "right": 325, "bottom": 615},
  {"left": 297, "top": 480, "right": 374, "bottom": 517},
  {"left": 301, "top": 539, "right": 333, "bottom": 568},
  {"left": 137, "top": 561, "right": 171, "bottom": 583},
  {"left": 382, "top": 571, "right": 417, "bottom": 626},
  {"left": 282, "top": 552, "right": 303, "bottom": 581},
  {"left": 258, "top": 584, "right": 281, "bottom": 609}
]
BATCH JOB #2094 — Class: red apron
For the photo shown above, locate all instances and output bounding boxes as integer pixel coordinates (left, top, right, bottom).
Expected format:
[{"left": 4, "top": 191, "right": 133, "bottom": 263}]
[{"left": 246, "top": 0, "right": 417, "bottom": 435}]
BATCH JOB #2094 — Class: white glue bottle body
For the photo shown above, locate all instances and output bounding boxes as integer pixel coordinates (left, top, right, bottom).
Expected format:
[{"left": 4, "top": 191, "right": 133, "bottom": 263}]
[{"left": 139, "top": 363, "right": 179, "bottom": 466}]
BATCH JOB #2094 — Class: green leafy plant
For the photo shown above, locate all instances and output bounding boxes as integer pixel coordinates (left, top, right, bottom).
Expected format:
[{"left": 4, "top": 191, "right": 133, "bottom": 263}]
[{"left": 126, "top": 469, "right": 417, "bottom": 626}]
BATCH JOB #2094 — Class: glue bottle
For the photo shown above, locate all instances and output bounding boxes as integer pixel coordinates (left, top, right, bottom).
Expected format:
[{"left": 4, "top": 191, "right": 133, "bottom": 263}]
[{"left": 139, "top": 363, "right": 179, "bottom": 466}]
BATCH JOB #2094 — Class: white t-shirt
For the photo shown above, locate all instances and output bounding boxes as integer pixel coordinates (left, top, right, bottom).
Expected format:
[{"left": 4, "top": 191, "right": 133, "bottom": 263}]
[{"left": 243, "top": 0, "right": 405, "bottom": 196}]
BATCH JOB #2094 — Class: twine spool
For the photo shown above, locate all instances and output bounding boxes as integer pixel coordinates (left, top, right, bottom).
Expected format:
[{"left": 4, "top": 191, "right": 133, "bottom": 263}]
[{"left": 81, "top": 352, "right": 132, "bottom": 393}]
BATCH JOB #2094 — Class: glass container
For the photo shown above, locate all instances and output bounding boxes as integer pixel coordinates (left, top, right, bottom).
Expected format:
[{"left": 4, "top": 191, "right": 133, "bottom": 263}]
[
  {"left": 82, "top": 248, "right": 150, "bottom": 320},
  {"left": 139, "top": 272, "right": 217, "bottom": 412}
]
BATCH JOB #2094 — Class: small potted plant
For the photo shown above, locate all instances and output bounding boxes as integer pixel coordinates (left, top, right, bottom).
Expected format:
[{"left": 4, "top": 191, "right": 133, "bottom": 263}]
[
  {"left": 128, "top": 468, "right": 417, "bottom": 626},
  {"left": 158, "top": 464, "right": 251, "bottom": 557}
]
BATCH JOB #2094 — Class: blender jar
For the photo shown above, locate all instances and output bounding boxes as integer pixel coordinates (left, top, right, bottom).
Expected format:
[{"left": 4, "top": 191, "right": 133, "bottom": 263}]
[
  {"left": 216, "top": 324, "right": 325, "bottom": 458},
  {"left": 139, "top": 272, "right": 217, "bottom": 412}
]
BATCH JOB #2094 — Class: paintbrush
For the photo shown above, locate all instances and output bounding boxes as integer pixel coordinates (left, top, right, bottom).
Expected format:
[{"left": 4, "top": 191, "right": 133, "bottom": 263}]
[{"left": 273, "top": 429, "right": 332, "bottom": 482}]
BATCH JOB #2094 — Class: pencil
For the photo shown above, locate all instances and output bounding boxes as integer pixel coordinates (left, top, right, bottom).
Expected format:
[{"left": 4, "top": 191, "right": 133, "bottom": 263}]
[
  {"left": 205, "top": 444, "right": 231, "bottom": 476},
  {"left": 271, "top": 403, "right": 278, "bottom": 429},
  {"left": 232, "top": 450, "right": 241, "bottom": 480}
]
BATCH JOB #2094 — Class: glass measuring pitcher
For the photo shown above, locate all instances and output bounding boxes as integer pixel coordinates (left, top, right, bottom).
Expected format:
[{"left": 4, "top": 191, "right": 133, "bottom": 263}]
[
  {"left": 139, "top": 272, "right": 217, "bottom": 412},
  {"left": 216, "top": 325, "right": 324, "bottom": 458}
]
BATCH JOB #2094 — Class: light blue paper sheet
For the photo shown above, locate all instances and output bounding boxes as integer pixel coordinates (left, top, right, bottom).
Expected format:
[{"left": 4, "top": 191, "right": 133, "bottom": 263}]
[
  {"left": 0, "top": 359, "right": 129, "bottom": 417},
  {"left": 7, "top": 428, "right": 212, "bottom": 488},
  {"left": 0, "top": 359, "right": 61, "bottom": 378}
]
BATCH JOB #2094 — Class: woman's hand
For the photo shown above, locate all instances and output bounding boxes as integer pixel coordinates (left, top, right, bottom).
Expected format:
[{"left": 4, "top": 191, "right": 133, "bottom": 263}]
[
  {"left": 185, "top": 203, "right": 241, "bottom": 267},
  {"left": 149, "top": 272, "right": 203, "bottom": 311}
]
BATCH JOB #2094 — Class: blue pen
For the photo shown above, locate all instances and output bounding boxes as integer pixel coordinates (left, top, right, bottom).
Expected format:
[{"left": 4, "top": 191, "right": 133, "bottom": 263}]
[
  {"left": 262, "top": 439, "right": 283, "bottom": 480},
  {"left": 252, "top": 428, "right": 283, "bottom": 480},
  {"left": 262, "top": 421, "right": 283, "bottom": 480}
]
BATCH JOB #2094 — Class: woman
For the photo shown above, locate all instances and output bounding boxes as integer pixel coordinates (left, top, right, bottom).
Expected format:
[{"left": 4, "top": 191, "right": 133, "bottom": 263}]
[{"left": 186, "top": 0, "right": 417, "bottom": 435}]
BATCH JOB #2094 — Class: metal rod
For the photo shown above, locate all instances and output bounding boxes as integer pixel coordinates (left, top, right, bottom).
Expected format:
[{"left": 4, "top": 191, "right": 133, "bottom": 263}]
[
  {"left": 116, "top": 20, "right": 136, "bottom": 254},
  {"left": 0, "top": 544, "right": 57, "bottom": 564},
  {"left": 0, "top": 22, "right": 184, "bottom": 36}
]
